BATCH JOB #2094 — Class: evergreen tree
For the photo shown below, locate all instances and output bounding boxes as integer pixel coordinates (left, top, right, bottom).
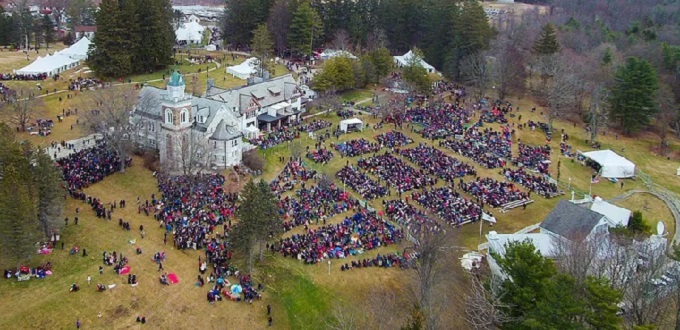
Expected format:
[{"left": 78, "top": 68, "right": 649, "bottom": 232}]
[
  {"left": 311, "top": 56, "right": 355, "bottom": 92},
  {"left": 88, "top": 0, "right": 133, "bottom": 77},
  {"left": 627, "top": 210, "right": 651, "bottom": 234},
  {"left": 609, "top": 57, "right": 659, "bottom": 134},
  {"left": 446, "top": 0, "right": 494, "bottom": 80},
  {"left": 32, "top": 150, "right": 65, "bottom": 238},
  {"left": 251, "top": 23, "right": 274, "bottom": 76},
  {"left": 402, "top": 48, "right": 431, "bottom": 94},
  {"left": 41, "top": 14, "right": 55, "bottom": 49},
  {"left": 255, "top": 180, "right": 282, "bottom": 260},
  {"left": 0, "top": 6, "right": 17, "bottom": 46},
  {"left": 223, "top": 0, "right": 274, "bottom": 48},
  {"left": 367, "top": 47, "right": 393, "bottom": 82},
  {"left": 134, "top": 0, "right": 174, "bottom": 73},
  {"left": 0, "top": 164, "right": 38, "bottom": 267},
  {"left": 533, "top": 23, "right": 560, "bottom": 55},
  {"left": 288, "top": 2, "right": 323, "bottom": 56}
]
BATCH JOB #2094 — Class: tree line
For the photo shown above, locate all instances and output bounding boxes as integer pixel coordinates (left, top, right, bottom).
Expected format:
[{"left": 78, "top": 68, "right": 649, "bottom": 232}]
[
  {"left": 88, "top": 0, "right": 175, "bottom": 77},
  {"left": 0, "top": 124, "right": 65, "bottom": 268},
  {"left": 222, "top": 0, "right": 494, "bottom": 80}
]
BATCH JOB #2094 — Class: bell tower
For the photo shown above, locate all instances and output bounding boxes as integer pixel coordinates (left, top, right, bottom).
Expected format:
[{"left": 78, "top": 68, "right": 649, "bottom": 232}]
[{"left": 159, "top": 70, "right": 193, "bottom": 172}]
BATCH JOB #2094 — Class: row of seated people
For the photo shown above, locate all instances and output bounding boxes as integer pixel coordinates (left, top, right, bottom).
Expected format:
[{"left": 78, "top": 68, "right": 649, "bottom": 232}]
[
  {"left": 512, "top": 143, "right": 551, "bottom": 174},
  {"left": 269, "top": 159, "right": 317, "bottom": 195},
  {"left": 298, "top": 119, "right": 331, "bottom": 132},
  {"left": 336, "top": 165, "right": 387, "bottom": 200},
  {"left": 339, "top": 252, "right": 416, "bottom": 271},
  {"left": 439, "top": 124, "right": 512, "bottom": 169},
  {"left": 332, "top": 138, "right": 381, "bottom": 157},
  {"left": 357, "top": 152, "right": 436, "bottom": 193},
  {"left": 273, "top": 210, "right": 403, "bottom": 265},
  {"left": 500, "top": 168, "right": 562, "bottom": 198},
  {"left": 459, "top": 177, "right": 529, "bottom": 208},
  {"left": 398, "top": 144, "right": 477, "bottom": 183},
  {"left": 306, "top": 148, "right": 334, "bottom": 164},
  {"left": 375, "top": 131, "right": 413, "bottom": 148},
  {"left": 383, "top": 199, "right": 442, "bottom": 233},
  {"left": 279, "top": 183, "right": 357, "bottom": 231},
  {"left": 411, "top": 187, "right": 482, "bottom": 226},
  {"left": 405, "top": 103, "right": 471, "bottom": 140}
]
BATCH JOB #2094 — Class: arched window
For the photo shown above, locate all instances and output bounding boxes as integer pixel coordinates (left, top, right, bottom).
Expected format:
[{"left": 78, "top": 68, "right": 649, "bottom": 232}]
[
  {"left": 180, "top": 109, "right": 188, "bottom": 124},
  {"left": 165, "top": 109, "right": 174, "bottom": 124}
]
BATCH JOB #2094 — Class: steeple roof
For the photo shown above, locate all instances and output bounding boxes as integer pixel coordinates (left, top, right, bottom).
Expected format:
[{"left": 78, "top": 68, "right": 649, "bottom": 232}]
[{"left": 168, "top": 70, "right": 184, "bottom": 87}]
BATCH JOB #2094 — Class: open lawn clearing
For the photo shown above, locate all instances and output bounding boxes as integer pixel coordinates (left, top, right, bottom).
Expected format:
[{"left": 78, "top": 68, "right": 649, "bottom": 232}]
[{"left": 615, "top": 192, "right": 676, "bottom": 237}]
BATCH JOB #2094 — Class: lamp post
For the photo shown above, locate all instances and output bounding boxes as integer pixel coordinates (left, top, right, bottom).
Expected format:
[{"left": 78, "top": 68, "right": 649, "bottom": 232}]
[{"left": 568, "top": 177, "right": 572, "bottom": 191}]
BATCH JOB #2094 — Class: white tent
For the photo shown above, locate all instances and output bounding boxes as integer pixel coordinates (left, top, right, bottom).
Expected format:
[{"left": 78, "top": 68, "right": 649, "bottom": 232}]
[
  {"left": 339, "top": 118, "right": 363, "bottom": 132},
  {"left": 393, "top": 50, "right": 435, "bottom": 73},
  {"left": 319, "top": 49, "right": 357, "bottom": 60},
  {"left": 226, "top": 57, "right": 258, "bottom": 79},
  {"left": 15, "top": 53, "right": 80, "bottom": 76},
  {"left": 175, "top": 21, "right": 205, "bottom": 44},
  {"left": 590, "top": 197, "right": 632, "bottom": 227},
  {"left": 56, "top": 37, "right": 91, "bottom": 60},
  {"left": 244, "top": 125, "right": 260, "bottom": 139},
  {"left": 582, "top": 149, "right": 636, "bottom": 178}
]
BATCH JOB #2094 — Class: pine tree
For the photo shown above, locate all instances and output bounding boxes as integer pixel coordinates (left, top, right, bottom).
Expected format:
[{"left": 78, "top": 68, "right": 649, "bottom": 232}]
[
  {"left": 223, "top": 0, "right": 274, "bottom": 48},
  {"left": 41, "top": 14, "right": 54, "bottom": 49},
  {"left": 32, "top": 149, "right": 65, "bottom": 238},
  {"left": 232, "top": 180, "right": 263, "bottom": 273},
  {"left": 88, "top": 0, "right": 133, "bottom": 77},
  {"left": 402, "top": 48, "right": 432, "bottom": 94},
  {"left": 251, "top": 23, "right": 274, "bottom": 76},
  {"left": 446, "top": 0, "right": 494, "bottom": 80},
  {"left": 609, "top": 57, "right": 659, "bottom": 134},
  {"left": 288, "top": 1, "right": 323, "bottom": 56},
  {"left": 533, "top": 23, "right": 560, "bottom": 55},
  {"left": 255, "top": 180, "right": 282, "bottom": 261},
  {"left": 0, "top": 164, "right": 38, "bottom": 267}
]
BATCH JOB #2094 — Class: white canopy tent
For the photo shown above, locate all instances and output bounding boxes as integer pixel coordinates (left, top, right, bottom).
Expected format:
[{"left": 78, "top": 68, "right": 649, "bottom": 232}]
[
  {"left": 339, "top": 118, "right": 363, "bottom": 132},
  {"left": 226, "top": 57, "right": 258, "bottom": 79},
  {"left": 590, "top": 197, "right": 631, "bottom": 227},
  {"left": 393, "top": 50, "right": 435, "bottom": 73},
  {"left": 319, "top": 49, "right": 357, "bottom": 60},
  {"left": 15, "top": 54, "right": 80, "bottom": 76},
  {"left": 244, "top": 125, "right": 260, "bottom": 139},
  {"left": 56, "top": 37, "right": 91, "bottom": 60},
  {"left": 582, "top": 149, "right": 636, "bottom": 178},
  {"left": 175, "top": 21, "right": 205, "bottom": 44}
]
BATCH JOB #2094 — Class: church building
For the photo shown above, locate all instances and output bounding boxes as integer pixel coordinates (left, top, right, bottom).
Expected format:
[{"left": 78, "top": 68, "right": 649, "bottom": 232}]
[{"left": 132, "top": 71, "right": 303, "bottom": 173}]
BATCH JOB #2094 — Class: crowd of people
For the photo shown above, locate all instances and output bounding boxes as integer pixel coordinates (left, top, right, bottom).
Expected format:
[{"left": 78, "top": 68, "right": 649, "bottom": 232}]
[
  {"left": 460, "top": 177, "right": 528, "bottom": 208},
  {"left": 154, "top": 173, "right": 238, "bottom": 250},
  {"left": 279, "top": 184, "right": 357, "bottom": 231},
  {"left": 500, "top": 168, "right": 562, "bottom": 198},
  {"left": 411, "top": 187, "right": 482, "bottom": 226},
  {"left": 375, "top": 131, "right": 413, "bottom": 148},
  {"left": 298, "top": 119, "right": 331, "bottom": 133},
  {"left": 383, "top": 199, "right": 441, "bottom": 233},
  {"left": 358, "top": 152, "right": 436, "bottom": 193},
  {"left": 512, "top": 143, "right": 551, "bottom": 174},
  {"left": 333, "top": 139, "right": 381, "bottom": 157},
  {"left": 68, "top": 77, "right": 103, "bottom": 91},
  {"left": 269, "top": 159, "right": 317, "bottom": 195},
  {"left": 273, "top": 210, "right": 403, "bottom": 264},
  {"left": 336, "top": 165, "right": 387, "bottom": 200},
  {"left": 340, "top": 252, "right": 416, "bottom": 271},
  {"left": 306, "top": 148, "right": 334, "bottom": 164},
  {"left": 250, "top": 127, "right": 299, "bottom": 149},
  {"left": 56, "top": 142, "right": 131, "bottom": 195},
  {"left": 398, "top": 145, "right": 476, "bottom": 183},
  {"left": 406, "top": 103, "right": 471, "bottom": 140},
  {"left": 440, "top": 124, "right": 512, "bottom": 169},
  {"left": 0, "top": 72, "right": 47, "bottom": 81}
]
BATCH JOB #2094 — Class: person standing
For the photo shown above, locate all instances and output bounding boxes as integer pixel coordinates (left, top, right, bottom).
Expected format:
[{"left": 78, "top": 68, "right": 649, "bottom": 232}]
[
  {"left": 267, "top": 305, "right": 271, "bottom": 315},
  {"left": 87, "top": 275, "right": 91, "bottom": 285},
  {"left": 76, "top": 319, "right": 81, "bottom": 329}
]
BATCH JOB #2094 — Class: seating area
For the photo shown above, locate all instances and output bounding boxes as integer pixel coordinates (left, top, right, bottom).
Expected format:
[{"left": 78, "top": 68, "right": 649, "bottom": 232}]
[
  {"left": 358, "top": 152, "right": 436, "bottom": 192},
  {"left": 411, "top": 187, "right": 482, "bottom": 226},
  {"left": 336, "top": 165, "right": 387, "bottom": 200},
  {"left": 512, "top": 143, "right": 551, "bottom": 174},
  {"left": 333, "top": 139, "right": 381, "bottom": 157},
  {"left": 398, "top": 145, "right": 476, "bottom": 183},
  {"left": 375, "top": 131, "right": 413, "bottom": 148},
  {"left": 500, "top": 168, "right": 563, "bottom": 198},
  {"left": 440, "top": 125, "right": 512, "bottom": 169},
  {"left": 383, "top": 199, "right": 442, "bottom": 233},
  {"left": 460, "top": 177, "right": 528, "bottom": 208}
]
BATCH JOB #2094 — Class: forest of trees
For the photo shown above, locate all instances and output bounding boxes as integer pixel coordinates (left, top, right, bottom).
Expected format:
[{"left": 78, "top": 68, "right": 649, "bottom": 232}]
[
  {"left": 0, "top": 124, "right": 65, "bottom": 268},
  {"left": 88, "top": 0, "right": 175, "bottom": 77}
]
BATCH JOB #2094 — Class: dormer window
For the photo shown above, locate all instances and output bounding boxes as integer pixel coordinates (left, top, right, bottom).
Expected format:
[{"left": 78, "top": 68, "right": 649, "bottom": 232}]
[{"left": 268, "top": 87, "right": 281, "bottom": 96}]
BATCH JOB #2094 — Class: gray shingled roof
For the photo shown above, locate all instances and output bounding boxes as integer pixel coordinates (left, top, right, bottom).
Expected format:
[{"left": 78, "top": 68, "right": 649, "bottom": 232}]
[
  {"left": 210, "top": 119, "right": 242, "bottom": 141},
  {"left": 540, "top": 200, "right": 604, "bottom": 240},
  {"left": 204, "top": 74, "right": 299, "bottom": 114}
]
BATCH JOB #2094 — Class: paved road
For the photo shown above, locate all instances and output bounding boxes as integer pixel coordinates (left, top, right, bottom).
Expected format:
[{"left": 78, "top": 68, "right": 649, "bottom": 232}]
[{"left": 45, "top": 133, "right": 102, "bottom": 160}]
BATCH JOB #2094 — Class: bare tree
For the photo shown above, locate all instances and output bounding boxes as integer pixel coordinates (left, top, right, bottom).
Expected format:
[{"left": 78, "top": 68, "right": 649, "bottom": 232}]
[
  {"left": 463, "top": 269, "right": 516, "bottom": 329},
  {"left": 176, "top": 130, "right": 212, "bottom": 176},
  {"left": 587, "top": 87, "right": 609, "bottom": 144},
  {"left": 490, "top": 37, "right": 527, "bottom": 101},
  {"left": 41, "top": 0, "right": 70, "bottom": 30},
  {"left": 409, "top": 228, "right": 451, "bottom": 330},
  {"left": 289, "top": 140, "right": 303, "bottom": 160},
  {"left": 655, "top": 84, "right": 678, "bottom": 154},
  {"left": 2, "top": 87, "right": 44, "bottom": 132},
  {"left": 81, "top": 86, "right": 139, "bottom": 173},
  {"left": 310, "top": 90, "right": 341, "bottom": 117},
  {"left": 542, "top": 57, "right": 580, "bottom": 132},
  {"left": 267, "top": 0, "right": 292, "bottom": 57},
  {"left": 365, "top": 28, "right": 387, "bottom": 52},
  {"left": 332, "top": 29, "right": 350, "bottom": 51},
  {"left": 462, "top": 52, "right": 492, "bottom": 100},
  {"left": 326, "top": 301, "right": 364, "bottom": 330},
  {"left": 242, "top": 149, "right": 264, "bottom": 172},
  {"left": 365, "top": 286, "right": 403, "bottom": 330}
]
